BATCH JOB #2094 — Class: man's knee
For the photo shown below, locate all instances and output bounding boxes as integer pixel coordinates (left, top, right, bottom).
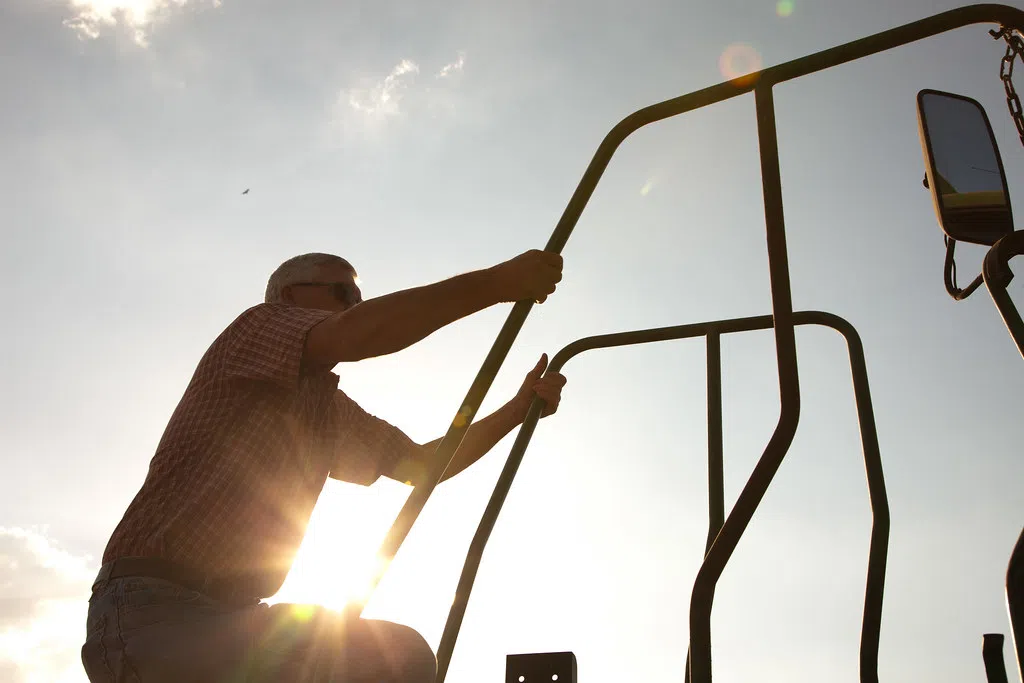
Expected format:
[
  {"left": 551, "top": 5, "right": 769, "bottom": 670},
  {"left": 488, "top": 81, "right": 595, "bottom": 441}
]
[{"left": 371, "top": 620, "right": 436, "bottom": 683}]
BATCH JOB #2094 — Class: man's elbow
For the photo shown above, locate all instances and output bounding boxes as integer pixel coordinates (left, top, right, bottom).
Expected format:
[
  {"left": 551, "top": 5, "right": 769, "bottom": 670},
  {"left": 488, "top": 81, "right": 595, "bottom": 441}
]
[{"left": 386, "top": 450, "right": 432, "bottom": 487}]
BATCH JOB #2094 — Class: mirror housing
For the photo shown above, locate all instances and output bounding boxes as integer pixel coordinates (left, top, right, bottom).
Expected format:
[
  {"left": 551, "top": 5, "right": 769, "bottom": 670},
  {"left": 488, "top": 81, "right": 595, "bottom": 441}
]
[{"left": 917, "top": 89, "right": 1014, "bottom": 246}]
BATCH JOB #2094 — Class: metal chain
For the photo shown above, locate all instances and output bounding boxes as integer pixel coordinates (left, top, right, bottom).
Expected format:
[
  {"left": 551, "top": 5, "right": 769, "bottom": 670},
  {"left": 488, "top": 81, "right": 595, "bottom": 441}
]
[{"left": 991, "top": 26, "right": 1024, "bottom": 147}]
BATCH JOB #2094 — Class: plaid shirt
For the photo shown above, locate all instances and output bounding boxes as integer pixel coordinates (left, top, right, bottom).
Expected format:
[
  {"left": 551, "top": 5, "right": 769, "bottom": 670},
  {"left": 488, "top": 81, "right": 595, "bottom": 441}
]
[{"left": 102, "top": 303, "right": 422, "bottom": 600}]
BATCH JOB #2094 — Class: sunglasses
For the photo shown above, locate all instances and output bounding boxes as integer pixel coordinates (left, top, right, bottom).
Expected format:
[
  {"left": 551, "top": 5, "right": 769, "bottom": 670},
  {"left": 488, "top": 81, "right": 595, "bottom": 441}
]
[{"left": 290, "top": 281, "right": 362, "bottom": 307}]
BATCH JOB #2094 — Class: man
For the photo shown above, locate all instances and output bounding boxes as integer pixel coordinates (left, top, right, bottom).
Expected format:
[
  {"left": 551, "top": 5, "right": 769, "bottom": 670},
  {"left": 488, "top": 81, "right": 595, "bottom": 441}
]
[{"left": 81, "top": 249, "right": 566, "bottom": 682}]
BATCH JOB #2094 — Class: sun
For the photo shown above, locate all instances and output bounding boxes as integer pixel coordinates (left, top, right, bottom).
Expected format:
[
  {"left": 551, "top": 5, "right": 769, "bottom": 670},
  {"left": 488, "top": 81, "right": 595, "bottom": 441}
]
[{"left": 267, "top": 481, "right": 409, "bottom": 613}]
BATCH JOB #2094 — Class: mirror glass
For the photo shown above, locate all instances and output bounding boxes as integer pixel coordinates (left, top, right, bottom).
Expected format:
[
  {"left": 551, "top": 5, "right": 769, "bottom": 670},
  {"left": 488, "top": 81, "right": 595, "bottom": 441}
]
[{"left": 918, "top": 89, "right": 1014, "bottom": 246}]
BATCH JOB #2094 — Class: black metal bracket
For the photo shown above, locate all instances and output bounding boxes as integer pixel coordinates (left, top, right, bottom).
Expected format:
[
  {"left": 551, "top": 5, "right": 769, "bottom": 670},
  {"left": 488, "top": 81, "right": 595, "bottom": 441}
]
[
  {"left": 983, "top": 633, "right": 1009, "bottom": 683},
  {"left": 944, "top": 238, "right": 986, "bottom": 301},
  {"left": 506, "top": 652, "right": 578, "bottom": 683}
]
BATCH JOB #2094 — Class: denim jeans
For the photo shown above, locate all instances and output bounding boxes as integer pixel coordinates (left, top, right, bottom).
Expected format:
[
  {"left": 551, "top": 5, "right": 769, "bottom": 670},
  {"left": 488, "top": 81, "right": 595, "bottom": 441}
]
[{"left": 81, "top": 576, "right": 436, "bottom": 682}]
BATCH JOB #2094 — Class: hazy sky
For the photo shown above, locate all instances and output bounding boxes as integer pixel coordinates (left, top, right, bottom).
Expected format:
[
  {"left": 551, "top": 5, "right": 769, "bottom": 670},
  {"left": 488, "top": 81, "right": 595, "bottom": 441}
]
[{"left": 3, "top": 0, "right": 1024, "bottom": 681}]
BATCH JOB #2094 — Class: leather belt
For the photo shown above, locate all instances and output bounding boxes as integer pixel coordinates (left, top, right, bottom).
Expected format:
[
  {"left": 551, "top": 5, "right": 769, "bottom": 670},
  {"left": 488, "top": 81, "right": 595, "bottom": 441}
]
[{"left": 92, "top": 557, "right": 259, "bottom": 607}]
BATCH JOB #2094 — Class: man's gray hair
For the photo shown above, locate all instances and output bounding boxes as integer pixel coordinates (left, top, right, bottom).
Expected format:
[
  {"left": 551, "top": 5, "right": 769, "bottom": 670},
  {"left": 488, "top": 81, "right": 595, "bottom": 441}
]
[{"left": 265, "top": 253, "right": 355, "bottom": 303}]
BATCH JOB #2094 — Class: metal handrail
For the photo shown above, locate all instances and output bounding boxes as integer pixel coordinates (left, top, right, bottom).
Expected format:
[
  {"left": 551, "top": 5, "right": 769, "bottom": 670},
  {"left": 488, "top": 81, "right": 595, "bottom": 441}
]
[
  {"left": 353, "top": 5, "right": 1024, "bottom": 681},
  {"left": 434, "top": 310, "right": 890, "bottom": 683}
]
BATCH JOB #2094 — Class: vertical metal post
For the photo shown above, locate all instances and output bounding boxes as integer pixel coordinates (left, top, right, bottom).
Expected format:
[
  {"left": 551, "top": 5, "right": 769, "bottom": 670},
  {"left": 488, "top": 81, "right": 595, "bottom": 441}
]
[
  {"left": 688, "top": 82, "right": 802, "bottom": 683},
  {"left": 706, "top": 331, "right": 726, "bottom": 552},
  {"left": 840, "top": 319, "right": 889, "bottom": 683},
  {"left": 687, "top": 331, "right": 726, "bottom": 682},
  {"left": 751, "top": 84, "right": 801, "bottom": 437}
]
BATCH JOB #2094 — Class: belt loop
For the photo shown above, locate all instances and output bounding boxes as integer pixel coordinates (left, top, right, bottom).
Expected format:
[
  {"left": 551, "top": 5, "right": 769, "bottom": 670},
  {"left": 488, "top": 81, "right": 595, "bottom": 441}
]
[{"left": 90, "top": 562, "right": 113, "bottom": 594}]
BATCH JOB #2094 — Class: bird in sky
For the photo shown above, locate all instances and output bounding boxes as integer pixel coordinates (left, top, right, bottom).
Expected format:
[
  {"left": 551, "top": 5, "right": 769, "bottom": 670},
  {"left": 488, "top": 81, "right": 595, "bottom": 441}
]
[{"left": 242, "top": 188, "right": 250, "bottom": 195}]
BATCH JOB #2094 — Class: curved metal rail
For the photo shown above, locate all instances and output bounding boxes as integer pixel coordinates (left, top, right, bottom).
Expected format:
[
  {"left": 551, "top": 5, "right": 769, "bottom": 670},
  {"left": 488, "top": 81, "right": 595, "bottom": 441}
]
[{"left": 434, "top": 310, "right": 890, "bottom": 683}]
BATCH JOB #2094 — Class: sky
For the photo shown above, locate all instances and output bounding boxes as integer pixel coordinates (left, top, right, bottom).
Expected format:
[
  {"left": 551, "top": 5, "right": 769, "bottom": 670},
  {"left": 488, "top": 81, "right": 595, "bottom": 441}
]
[{"left": 2, "top": 0, "right": 1024, "bottom": 681}]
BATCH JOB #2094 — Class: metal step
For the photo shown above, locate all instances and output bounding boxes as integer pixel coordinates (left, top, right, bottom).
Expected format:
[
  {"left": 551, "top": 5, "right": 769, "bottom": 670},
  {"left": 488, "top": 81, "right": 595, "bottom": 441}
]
[{"left": 506, "top": 651, "right": 577, "bottom": 683}]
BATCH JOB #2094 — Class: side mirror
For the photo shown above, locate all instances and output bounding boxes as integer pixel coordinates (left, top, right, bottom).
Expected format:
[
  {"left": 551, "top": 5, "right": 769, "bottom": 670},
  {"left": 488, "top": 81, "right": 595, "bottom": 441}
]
[{"left": 917, "top": 89, "right": 1014, "bottom": 247}]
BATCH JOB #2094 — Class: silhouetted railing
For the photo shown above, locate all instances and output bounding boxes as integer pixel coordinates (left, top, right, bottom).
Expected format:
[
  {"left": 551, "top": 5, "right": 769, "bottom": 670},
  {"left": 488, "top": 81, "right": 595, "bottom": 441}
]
[
  {"left": 434, "top": 311, "right": 889, "bottom": 683},
  {"left": 354, "top": 5, "right": 1024, "bottom": 681}
]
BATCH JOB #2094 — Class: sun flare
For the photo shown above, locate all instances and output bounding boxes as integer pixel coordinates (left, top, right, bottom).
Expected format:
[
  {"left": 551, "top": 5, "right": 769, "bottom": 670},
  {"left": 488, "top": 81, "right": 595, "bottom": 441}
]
[{"left": 268, "top": 482, "right": 406, "bottom": 613}]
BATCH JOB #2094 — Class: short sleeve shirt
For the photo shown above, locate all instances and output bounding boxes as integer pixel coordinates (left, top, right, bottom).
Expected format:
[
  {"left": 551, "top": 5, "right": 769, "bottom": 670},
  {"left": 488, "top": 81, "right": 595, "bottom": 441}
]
[{"left": 101, "top": 304, "right": 422, "bottom": 600}]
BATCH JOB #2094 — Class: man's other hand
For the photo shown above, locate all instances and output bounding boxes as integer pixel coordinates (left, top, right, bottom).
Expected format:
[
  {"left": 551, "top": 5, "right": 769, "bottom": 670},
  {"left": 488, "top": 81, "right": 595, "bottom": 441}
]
[{"left": 509, "top": 354, "right": 566, "bottom": 422}]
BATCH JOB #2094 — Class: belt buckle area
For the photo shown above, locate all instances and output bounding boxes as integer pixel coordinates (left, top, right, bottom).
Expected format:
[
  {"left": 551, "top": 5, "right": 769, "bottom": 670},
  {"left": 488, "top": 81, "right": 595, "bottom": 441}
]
[
  {"left": 187, "top": 570, "right": 221, "bottom": 600},
  {"left": 196, "top": 575, "right": 237, "bottom": 606}
]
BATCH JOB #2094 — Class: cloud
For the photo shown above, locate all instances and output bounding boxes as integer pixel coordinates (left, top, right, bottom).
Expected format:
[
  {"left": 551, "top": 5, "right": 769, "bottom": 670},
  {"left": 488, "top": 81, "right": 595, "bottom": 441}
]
[
  {"left": 344, "top": 59, "right": 422, "bottom": 118},
  {"left": 62, "top": 0, "right": 217, "bottom": 46},
  {"left": 0, "top": 527, "right": 94, "bottom": 683},
  {"left": 437, "top": 51, "right": 465, "bottom": 78},
  {"left": 332, "top": 52, "right": 467, "bottom": 141}
]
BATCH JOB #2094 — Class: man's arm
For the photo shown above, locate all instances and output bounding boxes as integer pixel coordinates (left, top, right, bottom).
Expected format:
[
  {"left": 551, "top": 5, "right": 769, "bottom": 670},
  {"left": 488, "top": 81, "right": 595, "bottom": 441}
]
[
  {"left": 305, "top": 250, "right": 562, "bottom": 367},
  {"left": 385, "top": 356, "right": 565, "bottom": 486},
  {"left": 388, "top": 401, "right": 525, "bottom": 486}
]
